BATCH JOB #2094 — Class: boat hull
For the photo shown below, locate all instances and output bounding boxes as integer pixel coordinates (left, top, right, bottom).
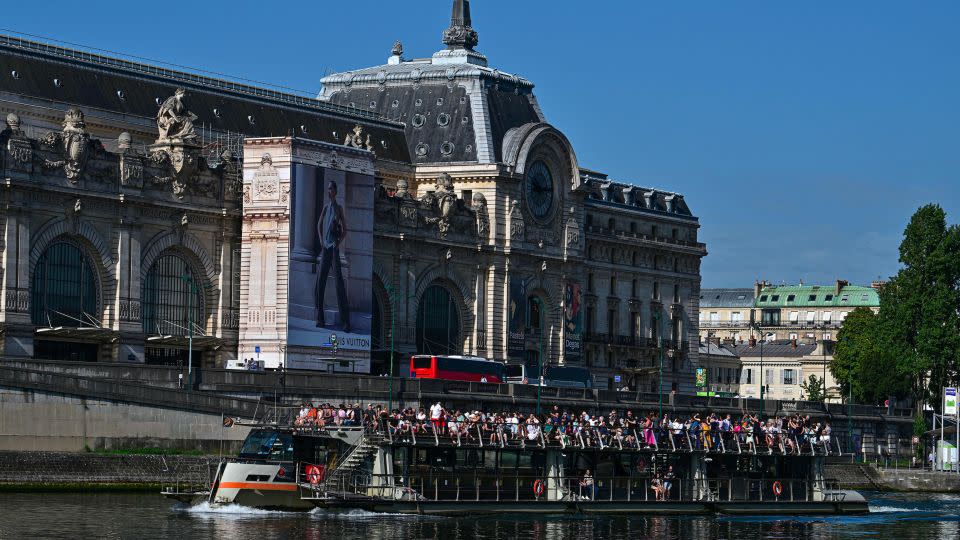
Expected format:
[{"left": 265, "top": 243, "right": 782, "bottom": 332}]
[{"left": 318, "top": 498, "right": 868, "bottom": 516}]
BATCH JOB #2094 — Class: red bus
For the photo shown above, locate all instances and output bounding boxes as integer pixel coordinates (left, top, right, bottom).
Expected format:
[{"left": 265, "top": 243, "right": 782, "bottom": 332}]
[{"left": 409, "top": 355, "right": 506, "bottom": 383}]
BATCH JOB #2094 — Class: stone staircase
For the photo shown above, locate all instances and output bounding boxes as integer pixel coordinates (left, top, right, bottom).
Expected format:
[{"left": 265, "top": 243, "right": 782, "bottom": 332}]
[{"left": 825, "top": 462, "right": 883, "bottom": 490}]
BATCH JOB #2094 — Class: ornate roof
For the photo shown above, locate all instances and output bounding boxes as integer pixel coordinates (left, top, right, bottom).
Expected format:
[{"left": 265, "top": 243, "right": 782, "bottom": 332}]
[
  {"left": 0, "top": 34, "right": 411, "bottom": 163},
  {"left": 318, "top": 2, "right": 543, "bottom": 165}
]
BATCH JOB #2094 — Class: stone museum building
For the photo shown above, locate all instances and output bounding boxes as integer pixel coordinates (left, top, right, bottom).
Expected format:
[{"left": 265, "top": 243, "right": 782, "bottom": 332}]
[{"left": 0, "top": 1, "right": 707, "bottom": 391}]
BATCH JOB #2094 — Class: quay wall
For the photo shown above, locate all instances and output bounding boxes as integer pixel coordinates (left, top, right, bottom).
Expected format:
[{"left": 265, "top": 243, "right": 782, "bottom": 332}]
[
  {"left": 0, "top": 359, "right": 915, "bottom": 458},
  {"left": 0, "top": 387, "right": 250, "bottom": 453},
  {"left": 0, "top": 451, "right": 216, "bottom": 488},
  {"left": 878, "top": 468, "right": 960, "bottom": 493}
]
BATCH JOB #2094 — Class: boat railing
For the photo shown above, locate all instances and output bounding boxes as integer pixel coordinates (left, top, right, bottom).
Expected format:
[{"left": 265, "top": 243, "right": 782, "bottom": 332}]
[
  {"left": 344, "top": 472, "right": 815, "bottom": 504},
  {"left": 366, "top": 422, "right": 837, "bottom": 457}
]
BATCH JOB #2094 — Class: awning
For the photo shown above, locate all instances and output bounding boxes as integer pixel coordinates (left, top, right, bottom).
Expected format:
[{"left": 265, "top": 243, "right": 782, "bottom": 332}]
[
  {"left": 146, "top": 335, "right": 223, "bottom": 349},
  {"left": 35, "top": 326, "right": 118, "bottom": 342}
]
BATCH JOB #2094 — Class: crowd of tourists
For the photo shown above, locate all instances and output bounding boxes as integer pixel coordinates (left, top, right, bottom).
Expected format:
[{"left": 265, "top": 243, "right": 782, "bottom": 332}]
[{"left": 294, "top": 402, "right": 832, "bottom": 454}]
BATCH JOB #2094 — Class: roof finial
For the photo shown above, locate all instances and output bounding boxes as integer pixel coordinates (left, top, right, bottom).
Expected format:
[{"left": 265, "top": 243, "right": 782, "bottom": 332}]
[{"left": 442, "top": 0, "right": 478, "bottom": 51}]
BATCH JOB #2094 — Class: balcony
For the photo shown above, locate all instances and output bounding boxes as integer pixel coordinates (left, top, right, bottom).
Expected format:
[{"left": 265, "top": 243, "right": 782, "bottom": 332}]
[
  {"left": 584, "top": 226, "right": 707, "bottom": 252},
  {"left": 584, "top": 333, "right": 657, "bottom": 349},
  {"left": 699, "top": 321, "right": 751, "bottom": 329}
]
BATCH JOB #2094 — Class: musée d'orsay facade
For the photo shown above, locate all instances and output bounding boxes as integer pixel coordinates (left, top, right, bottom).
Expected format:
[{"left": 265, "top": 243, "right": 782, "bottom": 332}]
[{"left": 0, "top": 1, "right": 707, "bottom": 392}]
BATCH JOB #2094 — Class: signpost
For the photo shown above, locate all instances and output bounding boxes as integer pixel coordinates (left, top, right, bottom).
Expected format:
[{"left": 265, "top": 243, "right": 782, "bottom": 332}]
[{"left": 947, "top": 388, "right": 959, "bottom": 473}]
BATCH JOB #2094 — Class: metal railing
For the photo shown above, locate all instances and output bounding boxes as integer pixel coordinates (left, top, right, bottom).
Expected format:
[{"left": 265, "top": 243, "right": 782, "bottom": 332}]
[
  {"left": 338, "top": 472, "right": 817, "bottom": 504},
  {"left": 354, "top": 421, "right": 840, "bottom": 457}
]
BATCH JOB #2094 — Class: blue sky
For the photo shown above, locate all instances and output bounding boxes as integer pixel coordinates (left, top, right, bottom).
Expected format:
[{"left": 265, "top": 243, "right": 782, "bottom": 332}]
[{"left": 4, "top": 1, "right": 957, "bottom": 287}]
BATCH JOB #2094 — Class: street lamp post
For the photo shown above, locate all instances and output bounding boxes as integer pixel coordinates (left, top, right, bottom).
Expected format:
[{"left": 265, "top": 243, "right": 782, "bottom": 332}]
[
  {"left": 182, "top": 273, "right": 196, "bottom": 390},
  {"left": 654, "top": 310, "right": 664, "bottom": 418},
  {"left": 533, "top": 297, "right": 545, "bottom": 416},
  {"left": 820, "top": 324, "right": 828, "bottom": 403},
  {"left": 384, "top": 284, "right": 398, "bottom": 413}
]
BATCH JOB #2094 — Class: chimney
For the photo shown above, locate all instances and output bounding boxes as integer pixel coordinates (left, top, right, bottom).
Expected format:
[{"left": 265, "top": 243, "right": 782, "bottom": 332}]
[
  {"left": 835, "top": 279, "right": 848, "bottom": 295},
  {"left": 754, "top": 280, "right": 767, "bottom": 298},
  {"left": 749, "top": 336, "right": 757, "bottom": 348},
  {"left": 791, "top": 339, "right": 798, "bottom": 348},
  {"left": 871, "top": 280, "right": 886, "bottom": 291}
]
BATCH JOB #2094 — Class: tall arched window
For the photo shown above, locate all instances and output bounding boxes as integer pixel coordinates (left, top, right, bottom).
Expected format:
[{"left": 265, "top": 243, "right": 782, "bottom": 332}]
[
  {"left": 372, "top": 294, "right": 383, "bottom": 350},
  {"left": 142, "top": 253, "right": 203, "bottom": 336},
  {"left": 416, "top": 284, "right": 461, "bottom": 355},
  {"left": 31, "top": 241, "right": 99, "bottom": 327}
]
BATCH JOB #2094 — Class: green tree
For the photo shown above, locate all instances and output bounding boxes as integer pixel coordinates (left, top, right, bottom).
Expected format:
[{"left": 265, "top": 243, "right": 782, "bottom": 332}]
[
  {"left": 871, "top": 205, "right": 960, "bottom": 414},
  {"left": 800, "top": 374, "right": 825, "bottom": 402},
  {"left": 831, "top": 307, "right": 898, "bottom": 404}
]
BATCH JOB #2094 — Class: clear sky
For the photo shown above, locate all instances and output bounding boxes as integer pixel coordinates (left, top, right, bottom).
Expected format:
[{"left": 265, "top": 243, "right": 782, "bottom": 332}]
[{"left": 4, "top": 1, "right": 957, "bottom": 288}]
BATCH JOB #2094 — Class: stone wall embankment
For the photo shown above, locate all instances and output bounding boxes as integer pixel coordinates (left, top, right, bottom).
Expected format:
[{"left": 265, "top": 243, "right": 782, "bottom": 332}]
[{"left": 0, "top": 451, "right": 216, "bottom": 488}]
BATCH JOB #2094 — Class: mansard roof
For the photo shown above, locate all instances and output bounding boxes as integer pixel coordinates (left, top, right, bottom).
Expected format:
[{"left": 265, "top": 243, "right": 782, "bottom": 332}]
[
  {"left": 320, "top": 55, "right": 541, "bottom": 165},
  {"left": 0, "top": 34, "right": 410, "bottom": 163},
  {"left": 581, "top": 173, "right": 697, "bottom": 220},
  {"left": 699, "top": 288, "right": 756, "bottom": 308}
]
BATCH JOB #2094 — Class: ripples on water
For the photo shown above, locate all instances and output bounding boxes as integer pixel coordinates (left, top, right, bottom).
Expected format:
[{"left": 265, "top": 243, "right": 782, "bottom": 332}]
[{"left": 0, "top": 491, "right": 956, "bottom": 539}]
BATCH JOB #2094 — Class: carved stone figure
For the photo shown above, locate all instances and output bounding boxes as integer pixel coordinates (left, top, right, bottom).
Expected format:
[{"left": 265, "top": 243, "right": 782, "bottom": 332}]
[
  {"left": 41, "top": 108, "right": 90, "bottom": 182},
  {"left": 422, "top": 173, "right": 458, "bottom": 237},
  {"left": 394, "top": 178, "right": 412, "bottom": 199},
  {"left": 344, "top": 125, "right": 374, "bottom": 152},
  {"left": 392, "top": 40, "right": 404, "bottom": 57},
  {"left": 117, "top": 132, "right": 144, "bottom": 188},
  {"left": 565, "top": 207, "right": 581, "bottom": 249},
  {"left": 4, "top": 113, "right": 32, "bottom": 171},
  {"left": 473, "top": 192, "right": 489, "bottom": 239},
  {"left": 253, "top": 153, "right": 280, "bottom": 201},
  {"left": 156, "top": 88, "right": 198, "bottom": 143},
  {"left": 509, "top": 200, "right": 525, "bottom": 241}
]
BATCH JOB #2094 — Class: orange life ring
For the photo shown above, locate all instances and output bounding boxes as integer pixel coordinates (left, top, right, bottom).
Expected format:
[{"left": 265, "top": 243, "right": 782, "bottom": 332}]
[
  {"left": 533, "top": 479, "right": 545, "bottom": 497},
  {"left": 305, "top": 464, "right": 324, "bottom": 485},
  {"left": 772, "top": 480, "right": 783, "bottom": 496}
]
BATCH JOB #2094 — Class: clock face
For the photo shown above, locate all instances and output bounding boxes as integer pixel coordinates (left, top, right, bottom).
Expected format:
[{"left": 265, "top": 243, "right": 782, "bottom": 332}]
[{"left": 525, "top": 160, "right": 554, "bottom": 220}]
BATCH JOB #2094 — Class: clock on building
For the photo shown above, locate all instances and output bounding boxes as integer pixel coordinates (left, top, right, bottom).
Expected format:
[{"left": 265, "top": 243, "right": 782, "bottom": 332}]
[{"left": 525, "top": 160, "right": 554, "bottom": 220}]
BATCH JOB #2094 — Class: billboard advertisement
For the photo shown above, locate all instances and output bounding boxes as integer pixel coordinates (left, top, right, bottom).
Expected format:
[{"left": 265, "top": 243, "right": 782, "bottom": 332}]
[
  {"left": 287, "top": 166, "right": 374, "bottom": 356},
  {"left": 563, "top": 282, "right": 582, "bottom": 360},
  {"left": 946, "top": 387, "right": 958, "bottom": 417},
  {"left": 696, "top": 367, "right": 707, "bottom": 388},
  {"left": 508, "top": 276, "right": 527, "bottom": 358}
]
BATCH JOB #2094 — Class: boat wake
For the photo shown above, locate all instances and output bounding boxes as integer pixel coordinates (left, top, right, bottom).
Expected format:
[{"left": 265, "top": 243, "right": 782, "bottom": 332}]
[
  {"left": 310, "top": 508, "right": 445, "bottom": 521},
  {"left": 867, "top": 505, "right": 928, "bottom": 514},
  {"left": 178, "top": 502, "right": 296, "bottom": 517}
]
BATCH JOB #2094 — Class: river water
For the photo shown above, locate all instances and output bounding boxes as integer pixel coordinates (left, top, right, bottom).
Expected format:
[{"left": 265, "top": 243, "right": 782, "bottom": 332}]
[{"left": 0, "top": 491, "right": 956, "bottom": 539}]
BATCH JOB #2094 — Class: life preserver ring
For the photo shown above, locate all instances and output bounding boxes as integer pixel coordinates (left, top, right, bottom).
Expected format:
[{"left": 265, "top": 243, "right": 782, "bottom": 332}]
[
  {"left": 772, "top": 480, "right": 783, "bottom": 496},
  {"left": 637, "top": 458, "right": 647, "bottom": 472},
  {"left": 222, "top": 417, "right": 234, "bottom": 428},
  {"left": 533, "top": 479, "right": 545, "bottom": 497},
  {"left": 305, "top": 464, "right": 324, "bottom": 485}
]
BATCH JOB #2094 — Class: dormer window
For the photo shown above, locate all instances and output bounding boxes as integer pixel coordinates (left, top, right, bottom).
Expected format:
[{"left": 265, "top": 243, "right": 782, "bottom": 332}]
[
  {"left": 825, "top": 294, "right": 834, "bottom": 301},
  {"left": 759, "top": 295, "right": 768, "bottom": 302},
  {"left": 771, "top": 295, "right": 780, "bottom": 302},
  {"left": 808, "top": 295, "right": 817, "bottom": 301},
  {"left": 786, "top": 294, "right": 795, "bottom": 302}
]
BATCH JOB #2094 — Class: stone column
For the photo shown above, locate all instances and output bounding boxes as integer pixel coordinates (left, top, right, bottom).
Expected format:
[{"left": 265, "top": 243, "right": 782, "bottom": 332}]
[
  {"left": 114, "top": 223, "right": 144, "bottom": 363},
  {"left": 2, "top": 210, "right": 33, "bottom": 357},
  {"left": 290, "top": 164, "right": 318, "bottom": 263}
]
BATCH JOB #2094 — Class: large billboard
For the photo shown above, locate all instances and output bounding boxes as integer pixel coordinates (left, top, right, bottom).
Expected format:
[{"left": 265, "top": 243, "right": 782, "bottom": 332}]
[
  {"left": 563, "top": 282, "right": 582, "bottom": 361},
  {"left": 287, "top": 166, "right": 374, "bottom": 357}
]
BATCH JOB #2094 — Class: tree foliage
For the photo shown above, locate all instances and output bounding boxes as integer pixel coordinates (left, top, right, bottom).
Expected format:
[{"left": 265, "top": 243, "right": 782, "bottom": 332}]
[
  {"left": 800, "top": 374, "right": 825, "bottom": 402},
  {"left": 832, "top": 204, "right": 960, "bottom": 414}
]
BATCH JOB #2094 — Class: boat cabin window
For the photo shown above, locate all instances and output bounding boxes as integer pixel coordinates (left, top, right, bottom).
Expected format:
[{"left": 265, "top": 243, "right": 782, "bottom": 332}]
[{"left": 238, "top": 429, "right": 294, "bottom": 461}]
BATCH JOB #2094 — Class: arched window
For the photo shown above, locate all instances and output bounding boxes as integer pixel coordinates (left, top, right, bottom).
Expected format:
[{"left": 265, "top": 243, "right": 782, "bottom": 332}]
[
  {"left": 416, "top": 284, "right": 461, "bottom": 355},
  {"left": 31, "top": 241, "right": 99, "bottom": 327},
  {"left": 372, "top": 294, "right": 383, "bottom": 350},
  {"left": 142, "top": 253, "right": 203, "bottom": 336}
]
